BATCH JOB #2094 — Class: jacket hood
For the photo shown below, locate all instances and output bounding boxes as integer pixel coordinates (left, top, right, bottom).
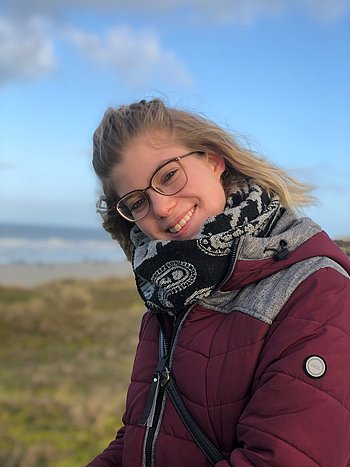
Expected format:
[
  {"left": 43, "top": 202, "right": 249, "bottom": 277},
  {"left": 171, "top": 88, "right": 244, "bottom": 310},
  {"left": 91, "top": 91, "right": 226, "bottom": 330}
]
[
  {"left": 221, "top": 209, "right": 350, "bottom": 291},
  {"left": 196, "top": 209, "right": 350, "bottom": 324}
]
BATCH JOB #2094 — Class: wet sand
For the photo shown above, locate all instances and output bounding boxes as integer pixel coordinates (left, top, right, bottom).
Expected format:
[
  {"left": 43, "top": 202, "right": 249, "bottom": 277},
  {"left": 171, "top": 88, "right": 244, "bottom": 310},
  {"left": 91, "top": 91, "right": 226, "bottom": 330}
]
[{"left": 0, "top": 261, "right": 133, "bottom": 287}]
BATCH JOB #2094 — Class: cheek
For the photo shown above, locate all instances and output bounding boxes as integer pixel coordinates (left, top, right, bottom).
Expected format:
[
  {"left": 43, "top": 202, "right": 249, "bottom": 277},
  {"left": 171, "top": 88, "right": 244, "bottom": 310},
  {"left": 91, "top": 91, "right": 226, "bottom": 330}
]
[
  {"left": 207, "top": 179, "right": 226, "bottom": 211},
  {"left": 215, "top": 190, "right": 227, "bottom": 214},
  {"left": 135, "top": 219, "right": 157, "bottom": 239}
]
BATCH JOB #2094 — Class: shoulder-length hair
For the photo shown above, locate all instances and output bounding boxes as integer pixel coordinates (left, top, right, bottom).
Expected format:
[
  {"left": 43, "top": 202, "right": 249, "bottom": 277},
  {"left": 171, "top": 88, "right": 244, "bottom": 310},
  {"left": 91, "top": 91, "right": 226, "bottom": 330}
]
[{"left": 93, "top": 98, "right": 314, "bottom": 261}]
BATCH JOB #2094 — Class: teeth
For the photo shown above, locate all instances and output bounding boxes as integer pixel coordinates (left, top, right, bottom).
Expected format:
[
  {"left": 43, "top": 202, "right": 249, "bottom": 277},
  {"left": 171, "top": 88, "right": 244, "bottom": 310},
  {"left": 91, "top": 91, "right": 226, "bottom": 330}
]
[
  {"left": 171, "top": 224, "right": 182, "bottom": 233},
  {"left": 169, "top": 208, "right": 195, "bottom": 234}
]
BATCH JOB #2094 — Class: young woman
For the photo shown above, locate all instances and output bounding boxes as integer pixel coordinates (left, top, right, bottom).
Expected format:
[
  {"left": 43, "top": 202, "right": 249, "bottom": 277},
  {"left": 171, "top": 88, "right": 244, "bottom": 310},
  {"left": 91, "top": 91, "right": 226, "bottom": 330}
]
[{"left": 88, "top": 99, "right": 350, "bottom": 467}]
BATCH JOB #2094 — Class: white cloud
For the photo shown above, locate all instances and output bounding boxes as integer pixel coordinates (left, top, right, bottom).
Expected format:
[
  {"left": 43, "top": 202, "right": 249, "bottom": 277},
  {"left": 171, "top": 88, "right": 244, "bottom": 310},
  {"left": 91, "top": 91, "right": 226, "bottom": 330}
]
[
  {"left": 187, "top": 0, "right": 350, "bottom": 24},
  {"left": 65, "top": 25, "right": 193, "bottom": 88},
  {"left": 0, "top": 161, "right": 17, "bottom": 170},
  {"left": 304, "top": 0, "right": 350, "bottom": 22},
  {"left": 187, "top": 0, "right": 287, "bottom": 24},
  {"left": 0, "top": 0, "right": 347, "bottom": 86},
  {"left": 0, "top": 15, "right": 56, "bottom": 85},
  {"left": 2, "top": 0, "right": 350, "bottom": 23}
]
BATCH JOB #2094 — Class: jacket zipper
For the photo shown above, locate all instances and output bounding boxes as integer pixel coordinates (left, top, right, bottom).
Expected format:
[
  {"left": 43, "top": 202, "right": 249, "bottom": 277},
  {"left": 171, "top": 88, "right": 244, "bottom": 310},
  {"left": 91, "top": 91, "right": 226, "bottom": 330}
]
[
  {"left": 141, "top": 238, "right": 241, "bottom": 466},
  {"left": 142, "top": 310, "right": 187, "bottom": 467},
  {"left": 216, "top": 237, "right": 241, "bottom": 290}
]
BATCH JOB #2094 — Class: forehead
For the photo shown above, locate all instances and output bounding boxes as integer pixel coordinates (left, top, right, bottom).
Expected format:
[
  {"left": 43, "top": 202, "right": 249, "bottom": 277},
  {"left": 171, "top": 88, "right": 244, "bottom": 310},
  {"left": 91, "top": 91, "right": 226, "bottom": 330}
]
[
  {"left": 126, "top": 130, "right": 176, "bottom": 154},
  {"left": 110, "top": 130, "right": 188, "bottom": 195}
]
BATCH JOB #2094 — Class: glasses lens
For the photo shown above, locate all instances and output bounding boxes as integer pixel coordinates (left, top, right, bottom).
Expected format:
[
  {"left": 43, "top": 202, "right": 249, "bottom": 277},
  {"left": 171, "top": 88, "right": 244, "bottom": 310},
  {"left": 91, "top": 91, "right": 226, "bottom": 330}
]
[
  {"left": 117, "top": 191, "right": 149, "bottom": 221},
  {"left": 96, "top": 196, "right": 108, "bottom": 214},
  {"left": 152, "top": 160, "right": 187, "bottom": 194}
]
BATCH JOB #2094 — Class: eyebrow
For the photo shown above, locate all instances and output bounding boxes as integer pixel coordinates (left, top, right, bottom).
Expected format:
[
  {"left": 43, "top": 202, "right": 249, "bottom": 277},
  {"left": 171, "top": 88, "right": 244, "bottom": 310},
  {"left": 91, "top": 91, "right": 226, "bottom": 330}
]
[
  {"left": 116, "top": 155, "right": 180, "bottom": 198},
  {"left": 152, "top": 155, "right": 180, "bottom": 173},
  {"left": 150, "top": 150, "right": 203, "bottom": 178}
]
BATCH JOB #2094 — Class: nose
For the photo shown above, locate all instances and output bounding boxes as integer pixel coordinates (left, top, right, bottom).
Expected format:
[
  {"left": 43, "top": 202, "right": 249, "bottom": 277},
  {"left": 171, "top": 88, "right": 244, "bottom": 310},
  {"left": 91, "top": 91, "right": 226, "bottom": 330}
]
[{"left": 148, "top": 190, "right": 176, "bottom": 219}]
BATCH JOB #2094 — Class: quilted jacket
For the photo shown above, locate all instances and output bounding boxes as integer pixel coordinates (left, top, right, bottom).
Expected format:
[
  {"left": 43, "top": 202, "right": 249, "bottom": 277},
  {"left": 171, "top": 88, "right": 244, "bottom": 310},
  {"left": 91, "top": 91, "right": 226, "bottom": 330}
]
[{"left": 87, "top": 211, "right": 350, "bottom": 467}]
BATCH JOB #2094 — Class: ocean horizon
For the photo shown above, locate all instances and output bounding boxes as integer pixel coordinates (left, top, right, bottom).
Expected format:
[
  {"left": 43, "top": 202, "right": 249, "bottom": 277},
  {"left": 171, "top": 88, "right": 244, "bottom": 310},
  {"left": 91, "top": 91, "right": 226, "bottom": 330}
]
[{"left": 0, "top": 222, "right": 125, "bottom": 265}]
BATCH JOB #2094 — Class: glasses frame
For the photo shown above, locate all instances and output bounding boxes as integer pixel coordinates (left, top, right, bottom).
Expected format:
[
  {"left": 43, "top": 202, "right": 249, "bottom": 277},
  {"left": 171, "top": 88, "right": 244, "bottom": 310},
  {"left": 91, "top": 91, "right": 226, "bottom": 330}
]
[{"left": 115, "top": 150, "right": 205, "bottom": 222}]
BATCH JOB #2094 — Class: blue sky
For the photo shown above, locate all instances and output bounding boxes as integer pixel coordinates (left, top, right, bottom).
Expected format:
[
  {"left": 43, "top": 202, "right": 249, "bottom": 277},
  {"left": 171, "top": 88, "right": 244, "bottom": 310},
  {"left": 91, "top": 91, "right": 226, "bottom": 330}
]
[{"left": 0, "top": 0, "right": 349, "bottom": 238}]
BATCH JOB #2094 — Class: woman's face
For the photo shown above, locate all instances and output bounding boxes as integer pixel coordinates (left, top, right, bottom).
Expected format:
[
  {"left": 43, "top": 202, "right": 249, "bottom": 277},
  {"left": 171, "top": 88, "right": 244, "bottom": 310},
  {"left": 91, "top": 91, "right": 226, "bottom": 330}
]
[{"left": 111, "top": 130, "right": 226, "bottom": 240}]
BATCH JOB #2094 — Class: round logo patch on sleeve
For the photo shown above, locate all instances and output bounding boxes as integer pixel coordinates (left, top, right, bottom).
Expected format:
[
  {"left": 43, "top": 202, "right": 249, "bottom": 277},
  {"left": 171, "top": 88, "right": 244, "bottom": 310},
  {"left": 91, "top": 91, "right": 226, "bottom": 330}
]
[{"left": 304, "top": 355, "right": 327, "bottom": 378}]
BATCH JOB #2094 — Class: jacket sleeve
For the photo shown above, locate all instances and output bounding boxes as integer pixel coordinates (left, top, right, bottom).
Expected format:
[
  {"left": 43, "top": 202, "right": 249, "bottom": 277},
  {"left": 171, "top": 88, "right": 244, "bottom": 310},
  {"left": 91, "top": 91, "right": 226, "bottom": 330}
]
[
  {"left": 86, "top": 427, "right": 125, "bottom": 467},
  {"left": 217, "top": 267, "right": 350, "bottom": 467}
]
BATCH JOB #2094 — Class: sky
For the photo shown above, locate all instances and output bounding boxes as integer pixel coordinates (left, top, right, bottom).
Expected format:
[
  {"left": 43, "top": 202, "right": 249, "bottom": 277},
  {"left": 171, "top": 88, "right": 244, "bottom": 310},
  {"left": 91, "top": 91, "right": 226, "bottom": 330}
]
[{"left": 0, "top": 0, "right": 349, "bottom": 238}]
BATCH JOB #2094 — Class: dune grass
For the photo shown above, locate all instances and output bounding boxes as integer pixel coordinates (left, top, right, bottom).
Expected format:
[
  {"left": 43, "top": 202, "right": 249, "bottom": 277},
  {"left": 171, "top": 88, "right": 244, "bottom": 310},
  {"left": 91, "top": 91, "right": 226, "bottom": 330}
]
[
  {"left": 334, "top": 239, "right": 350, "bottom": 257},
  {"left": 1, "top": 240, "right": 349, "bottom": 466},
  {"left": 0, "top": 277, "right": 143, "bottom": 467}
]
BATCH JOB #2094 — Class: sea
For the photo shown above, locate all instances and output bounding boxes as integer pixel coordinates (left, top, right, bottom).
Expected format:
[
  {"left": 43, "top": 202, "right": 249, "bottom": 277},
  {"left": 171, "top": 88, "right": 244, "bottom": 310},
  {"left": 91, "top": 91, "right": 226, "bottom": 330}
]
[{"left": 0, "top": 223, "right": 125, "bottom": 265}]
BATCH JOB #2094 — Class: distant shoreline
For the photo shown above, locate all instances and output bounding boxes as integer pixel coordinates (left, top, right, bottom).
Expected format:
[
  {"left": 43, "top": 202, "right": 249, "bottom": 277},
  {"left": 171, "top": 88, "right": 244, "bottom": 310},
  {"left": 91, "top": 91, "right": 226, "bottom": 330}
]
[
  {"left": 0, "top": 261, "right": 133, "bottom": 287},
  {"left": 1, "top": 240, "right": 348, "bottom": 288}
]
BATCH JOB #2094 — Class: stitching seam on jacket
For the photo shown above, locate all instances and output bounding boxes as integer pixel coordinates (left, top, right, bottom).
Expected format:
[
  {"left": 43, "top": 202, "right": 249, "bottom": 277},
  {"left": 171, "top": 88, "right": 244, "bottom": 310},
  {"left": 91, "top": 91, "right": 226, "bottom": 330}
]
[
  {"left": 175, "top": 335, "right": 267, "bottom": 359},
  {"left": 274, "top": 314, "right": 350, "bottom": 340},
  {"left": 238, "top": 422, "right": 322, "bottom": 466},
  {"left": 263, "top": 370, "right": 350, "bottom": 414},
  {"left": 205, "top": 317, "right": 226, "bottom": 446},
  {"left": 174, "top": 391, "right": 248, "bottom": 408}
]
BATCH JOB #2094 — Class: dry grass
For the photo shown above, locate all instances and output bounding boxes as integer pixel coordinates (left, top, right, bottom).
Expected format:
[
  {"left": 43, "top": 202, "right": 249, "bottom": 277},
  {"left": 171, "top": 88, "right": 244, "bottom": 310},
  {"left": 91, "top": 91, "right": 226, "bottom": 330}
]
[
  {"left": 334, "top": 239, "right": 350, "bottom": 257},
  {"left": 0, "top": 277, "right": 143, "bottom": 467}
]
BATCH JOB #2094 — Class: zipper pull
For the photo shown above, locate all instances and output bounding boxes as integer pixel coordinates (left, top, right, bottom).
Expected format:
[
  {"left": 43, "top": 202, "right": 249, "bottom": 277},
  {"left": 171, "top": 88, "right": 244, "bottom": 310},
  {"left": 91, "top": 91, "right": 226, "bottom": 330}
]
[
  {"left": 264, "top": 239, "right": 289, "bottom": 261},
  {"left": 139, "top": 356, "right": 169, "bottom": 427},
  {"left": 141, "top": 373, "right": 161, "bottom": 427}
]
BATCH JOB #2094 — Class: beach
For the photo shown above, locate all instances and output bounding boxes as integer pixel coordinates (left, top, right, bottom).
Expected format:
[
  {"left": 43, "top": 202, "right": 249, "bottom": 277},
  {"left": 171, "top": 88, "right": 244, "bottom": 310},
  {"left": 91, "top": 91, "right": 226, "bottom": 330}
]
[{"left": 0, "top": 261, "right": 133, "bottom": 287}]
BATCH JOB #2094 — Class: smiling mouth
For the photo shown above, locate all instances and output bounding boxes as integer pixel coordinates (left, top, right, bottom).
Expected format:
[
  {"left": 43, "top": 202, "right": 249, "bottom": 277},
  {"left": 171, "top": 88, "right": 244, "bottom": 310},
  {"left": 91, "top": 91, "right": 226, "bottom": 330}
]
[{"left": 169, "top": 208, "right": 195, "bottom": 234}]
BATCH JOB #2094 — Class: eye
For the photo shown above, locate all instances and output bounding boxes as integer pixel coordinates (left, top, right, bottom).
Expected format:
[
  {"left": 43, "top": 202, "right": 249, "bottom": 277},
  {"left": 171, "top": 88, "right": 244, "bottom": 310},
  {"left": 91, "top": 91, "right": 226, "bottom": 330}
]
[
  {"left": 161, "top": 167, "right": 180, "bottom": 185},
  {"left": 127, "top": 195, "right": 147, "bottom": 212}
]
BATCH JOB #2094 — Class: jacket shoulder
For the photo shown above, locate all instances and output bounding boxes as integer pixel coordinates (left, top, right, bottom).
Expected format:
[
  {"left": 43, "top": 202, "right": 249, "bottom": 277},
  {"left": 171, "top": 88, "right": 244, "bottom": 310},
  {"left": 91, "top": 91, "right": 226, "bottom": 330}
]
[
  {"left": 239, "top": 256, "right": 348, "bottom": 324},
  {"left": 201, "top": 256, "right": 349, "bottom": 324}
]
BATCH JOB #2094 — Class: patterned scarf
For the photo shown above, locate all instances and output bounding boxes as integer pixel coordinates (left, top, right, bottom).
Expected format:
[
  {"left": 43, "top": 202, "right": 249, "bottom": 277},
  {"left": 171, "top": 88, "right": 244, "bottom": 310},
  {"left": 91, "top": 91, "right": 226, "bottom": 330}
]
[{"left": 131, "top": 179, "right": 281, "bottom": 315}]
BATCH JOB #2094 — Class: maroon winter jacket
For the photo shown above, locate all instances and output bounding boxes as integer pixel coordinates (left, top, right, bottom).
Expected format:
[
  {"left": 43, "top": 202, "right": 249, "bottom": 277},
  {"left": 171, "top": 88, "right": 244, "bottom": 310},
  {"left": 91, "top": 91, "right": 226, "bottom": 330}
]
[{"left": 88, "top": 213, "right": 350, "bottom": 467}]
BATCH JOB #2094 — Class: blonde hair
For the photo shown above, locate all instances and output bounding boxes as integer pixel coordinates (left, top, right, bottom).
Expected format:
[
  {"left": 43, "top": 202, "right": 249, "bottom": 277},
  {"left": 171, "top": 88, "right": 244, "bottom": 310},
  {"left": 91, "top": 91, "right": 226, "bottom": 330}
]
[{"left": 93, "top": 98, "right": 314, "bottom": 260}]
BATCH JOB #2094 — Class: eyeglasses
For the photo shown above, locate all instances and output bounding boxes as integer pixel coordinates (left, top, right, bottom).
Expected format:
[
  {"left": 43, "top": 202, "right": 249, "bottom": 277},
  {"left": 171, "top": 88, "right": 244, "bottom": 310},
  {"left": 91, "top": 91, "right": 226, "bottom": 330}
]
[{"left": 96, "top": 151, "right": 205, "bottom": 222}]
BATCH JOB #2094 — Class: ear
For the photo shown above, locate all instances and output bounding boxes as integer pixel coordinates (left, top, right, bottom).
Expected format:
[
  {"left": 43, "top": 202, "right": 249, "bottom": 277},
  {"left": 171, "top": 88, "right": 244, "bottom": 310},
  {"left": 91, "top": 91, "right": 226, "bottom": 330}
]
[{"left": 207, "top": 153, "right": 226, "bottom": 179}]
